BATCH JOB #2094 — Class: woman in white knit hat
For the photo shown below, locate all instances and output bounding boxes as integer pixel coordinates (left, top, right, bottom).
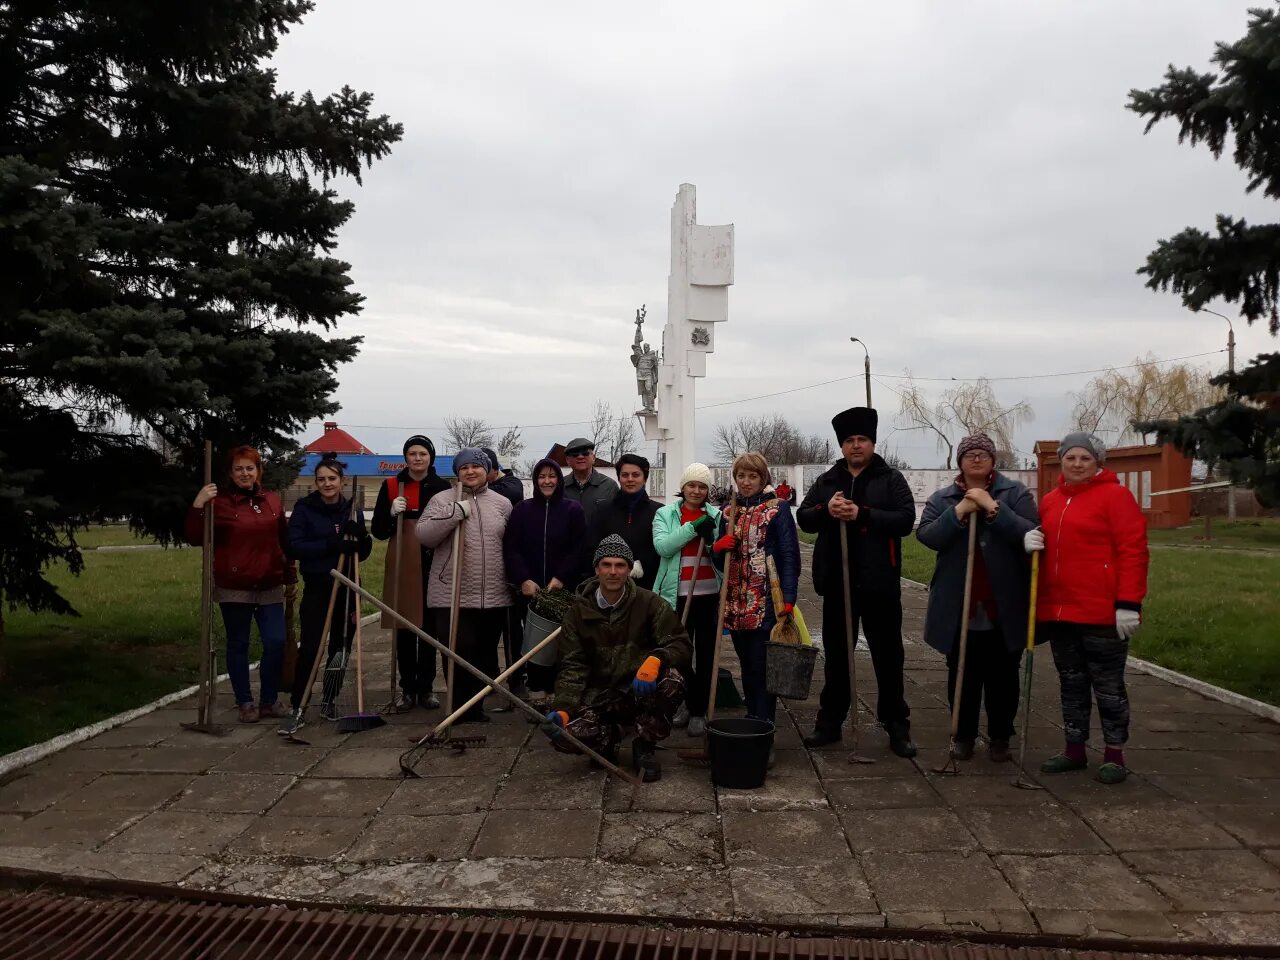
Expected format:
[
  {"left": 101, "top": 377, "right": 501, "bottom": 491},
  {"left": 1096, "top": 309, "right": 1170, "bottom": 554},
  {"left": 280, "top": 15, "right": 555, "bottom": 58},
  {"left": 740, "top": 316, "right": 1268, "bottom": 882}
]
[{"left": 652, "top": 462, "right": 722, "bottom": 737}]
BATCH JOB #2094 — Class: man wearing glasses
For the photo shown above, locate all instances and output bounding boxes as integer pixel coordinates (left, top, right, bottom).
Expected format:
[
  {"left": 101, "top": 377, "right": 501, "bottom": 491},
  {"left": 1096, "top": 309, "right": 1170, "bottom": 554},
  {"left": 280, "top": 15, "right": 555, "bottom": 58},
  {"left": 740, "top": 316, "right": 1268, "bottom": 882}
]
[{"left": 561, "top": 437, "right": 618, "bottom": 532}]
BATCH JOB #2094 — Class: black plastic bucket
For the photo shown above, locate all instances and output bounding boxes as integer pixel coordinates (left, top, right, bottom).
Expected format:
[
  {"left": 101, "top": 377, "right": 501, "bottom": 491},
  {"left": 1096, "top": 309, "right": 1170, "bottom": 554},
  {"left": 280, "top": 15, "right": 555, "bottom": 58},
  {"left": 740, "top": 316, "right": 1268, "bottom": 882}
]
[
  {"left": 707, "top": 717, "right": 775, "bottom": 789},
  {"left": 765, "top": 642, "right": 818, "bottom": 699}
]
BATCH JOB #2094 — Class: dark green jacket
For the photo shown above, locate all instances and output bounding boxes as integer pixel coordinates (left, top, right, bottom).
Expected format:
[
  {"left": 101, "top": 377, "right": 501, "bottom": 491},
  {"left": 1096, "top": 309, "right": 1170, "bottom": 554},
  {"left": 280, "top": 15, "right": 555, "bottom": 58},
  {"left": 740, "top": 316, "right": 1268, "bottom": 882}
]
[{"left": 552, "top": 578, "right": 692, "bottom": 712}]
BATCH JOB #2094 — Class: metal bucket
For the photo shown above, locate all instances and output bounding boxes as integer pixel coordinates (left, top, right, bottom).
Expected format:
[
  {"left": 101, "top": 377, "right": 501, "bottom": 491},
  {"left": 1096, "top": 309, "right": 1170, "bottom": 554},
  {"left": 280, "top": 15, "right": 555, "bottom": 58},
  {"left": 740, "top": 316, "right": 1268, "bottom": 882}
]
[
  {"left": 521, "top": 609, "right": 560, "bottom": 667},
  {"left": 765, "top": 642, "right": 818, "bottom": 699}
]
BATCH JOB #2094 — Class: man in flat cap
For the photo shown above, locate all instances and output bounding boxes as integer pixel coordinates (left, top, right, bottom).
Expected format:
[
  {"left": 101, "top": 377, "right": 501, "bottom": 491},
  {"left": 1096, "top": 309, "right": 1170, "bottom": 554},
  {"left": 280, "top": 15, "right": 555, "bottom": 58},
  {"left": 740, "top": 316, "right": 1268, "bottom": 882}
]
[
  {"left": 543, "top": 535, "right": 690, "bottom": 781},
  {"left": 561, "top": 436, "right": 618, "bottom": 532},
  {"left": 797, "top": 407, "right": 918, "bottom": 758}
]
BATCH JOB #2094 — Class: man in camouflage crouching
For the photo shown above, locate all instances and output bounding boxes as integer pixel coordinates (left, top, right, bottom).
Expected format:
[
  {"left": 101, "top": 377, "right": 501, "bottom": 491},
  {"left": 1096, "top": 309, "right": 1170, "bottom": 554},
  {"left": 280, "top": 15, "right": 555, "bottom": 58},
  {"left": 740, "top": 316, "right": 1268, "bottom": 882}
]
[{"left": 543, "top": 535, "right": 691, "bottom": 782}]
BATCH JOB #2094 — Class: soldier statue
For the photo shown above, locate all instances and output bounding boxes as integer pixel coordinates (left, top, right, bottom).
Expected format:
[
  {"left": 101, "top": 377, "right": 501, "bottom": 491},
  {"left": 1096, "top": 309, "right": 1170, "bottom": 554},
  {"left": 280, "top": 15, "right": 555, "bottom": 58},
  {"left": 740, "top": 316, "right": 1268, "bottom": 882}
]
[{"left": 631, "top": 305, "right": 658, "bottom": 414}]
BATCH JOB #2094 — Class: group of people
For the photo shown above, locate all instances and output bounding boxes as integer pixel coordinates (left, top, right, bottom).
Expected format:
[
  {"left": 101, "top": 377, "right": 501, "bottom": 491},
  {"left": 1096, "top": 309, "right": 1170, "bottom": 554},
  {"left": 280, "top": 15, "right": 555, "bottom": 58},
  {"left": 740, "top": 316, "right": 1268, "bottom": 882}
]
[{"left": 186, "top": 405, "right": 1149, "bottom": 786}]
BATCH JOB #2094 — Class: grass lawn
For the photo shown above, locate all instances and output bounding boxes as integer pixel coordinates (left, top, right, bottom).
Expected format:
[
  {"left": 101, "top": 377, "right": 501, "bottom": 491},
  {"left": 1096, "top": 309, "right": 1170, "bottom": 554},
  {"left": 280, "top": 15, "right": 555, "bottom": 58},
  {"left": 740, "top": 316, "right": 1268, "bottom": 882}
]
[
  {"left": 1, "top": 536, "right": 389, "bottom": 756},
  {"left": 1148, "top": 517, "right": 1280, "bottom": 550},
  {"left": 807, "top": 530, "right": 1280, "bottom": 706}
]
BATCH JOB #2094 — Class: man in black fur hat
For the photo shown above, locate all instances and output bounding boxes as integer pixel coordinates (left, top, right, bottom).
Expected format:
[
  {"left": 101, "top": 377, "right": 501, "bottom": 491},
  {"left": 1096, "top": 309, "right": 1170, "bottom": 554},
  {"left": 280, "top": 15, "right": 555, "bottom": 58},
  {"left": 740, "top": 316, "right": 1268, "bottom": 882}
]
[{"left": 796, "top": 407, "right": 918, "bottom": 758}]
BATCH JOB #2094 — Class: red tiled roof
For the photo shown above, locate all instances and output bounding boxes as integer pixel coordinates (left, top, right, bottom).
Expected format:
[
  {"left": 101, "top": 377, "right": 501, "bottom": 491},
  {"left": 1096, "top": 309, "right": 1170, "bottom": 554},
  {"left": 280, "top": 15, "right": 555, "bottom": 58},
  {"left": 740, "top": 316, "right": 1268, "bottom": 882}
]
[{"left": 304, "top": 422, "right": 374, "bottom": 455}]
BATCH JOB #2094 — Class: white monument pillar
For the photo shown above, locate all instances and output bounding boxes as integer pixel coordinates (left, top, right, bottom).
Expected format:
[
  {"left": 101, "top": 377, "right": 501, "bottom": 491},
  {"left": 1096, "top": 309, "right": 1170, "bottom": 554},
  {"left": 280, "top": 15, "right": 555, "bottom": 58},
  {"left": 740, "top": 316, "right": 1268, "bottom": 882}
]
[{"left": 640, "top": 184, "right": 734, "bottom": 499}]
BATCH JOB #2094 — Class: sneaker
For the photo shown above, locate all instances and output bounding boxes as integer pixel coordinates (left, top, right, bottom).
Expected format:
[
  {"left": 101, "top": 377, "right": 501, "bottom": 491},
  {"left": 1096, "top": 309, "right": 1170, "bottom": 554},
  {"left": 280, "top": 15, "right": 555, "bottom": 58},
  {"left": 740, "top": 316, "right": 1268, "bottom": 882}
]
[
  {"left": 988, "top": 739, "right": 1012, "bottom": 763},
  {"left": 1097, "top": 761, "right": 1129, "bottom": 784},
  {"left": 950, "top": 738, "right": 975, "bottom": 761},
  {"left": 276, "top": 711, "right": 304, "bottom": 736},
  {"left": 490, "top": 697, "right": 514, "bottom": 713},
  {"left": 237, "top": 703, "right": 260, "bottom": 724},
  {"left": 318, "top": 700, "right": 338, "bottom": 721},
  {"left": 887, "top": 724, "right": 918, "bottom": 759},
  {"left": 1039, "top": 753, "right": 1088, "bottom": 774},
  {"left": 257, "top": 701, "right": 287, "bottom": 720},
  {"left": 456, "top": 708, "right": 490, "bottom": 724},
  {"left": 389, "top": 692, "right": 415, "bottom": 713},
  {"left": 418, "top": 692, "right": 441, "bottom": 709},
  {"left": 802, "top": 728, "right": 842, "bottom": 749},
  {"left": 631, "top": 738, "right": 662, "bottom": 782},
  {"left": 687, "top": 716, "right": 706, "bottom": 738},
  {"left": 672, "top": 704, "right": 690, "bottom": 728}
]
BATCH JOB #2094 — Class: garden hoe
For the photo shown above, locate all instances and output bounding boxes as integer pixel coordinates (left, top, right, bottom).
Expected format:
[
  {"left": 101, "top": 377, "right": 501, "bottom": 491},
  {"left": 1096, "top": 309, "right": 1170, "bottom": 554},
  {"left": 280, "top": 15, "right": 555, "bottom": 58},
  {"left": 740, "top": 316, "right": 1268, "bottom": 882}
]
[
  {"left": 444, "top": 482, "right": 467, "bottom": 716},
  {"left": 840, "top": 519, "right": 873, "bottom": 764},
  {"left": 677, "top": 495, "right": 735, "bottom": 764},
  {"left": 330, "top": 568, "right": 640, "bottom": 787},
  {"left": 183, "top": 439, "right": 227, "bottom": 737},
  {"left": 934, "top": 516, "right": 978, "bottom": 776},
  {"left": 1012, "top": 548, "right": 1046, "bottom": 791}
]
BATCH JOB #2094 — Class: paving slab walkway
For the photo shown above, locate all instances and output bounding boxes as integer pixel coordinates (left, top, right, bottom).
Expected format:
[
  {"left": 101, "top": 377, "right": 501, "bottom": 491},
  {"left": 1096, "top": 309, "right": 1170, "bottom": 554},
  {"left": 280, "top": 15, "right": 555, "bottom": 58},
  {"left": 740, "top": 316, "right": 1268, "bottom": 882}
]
[{"left": 2, "top": 545, "right": 1277, "bottom": 945}]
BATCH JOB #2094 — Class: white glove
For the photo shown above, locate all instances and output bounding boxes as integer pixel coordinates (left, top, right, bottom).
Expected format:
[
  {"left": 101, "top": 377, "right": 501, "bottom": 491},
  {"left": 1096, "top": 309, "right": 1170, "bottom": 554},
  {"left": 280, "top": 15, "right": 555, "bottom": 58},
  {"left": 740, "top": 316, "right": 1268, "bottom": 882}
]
[
  {"left": 630, "top": 560, "right": 644, "bottom": 580},
  {"left": 1115, "top": 609, "right": 1141, "bottom": 640},
  {"left": 454, "top": 499, "right": 473, "bottom": 520},
  {"left": 390, "top": 496, "right": 408, "bottom": 516},
  {"left": 1023, "top": 528, "right": 1045, "bottom": 554}
]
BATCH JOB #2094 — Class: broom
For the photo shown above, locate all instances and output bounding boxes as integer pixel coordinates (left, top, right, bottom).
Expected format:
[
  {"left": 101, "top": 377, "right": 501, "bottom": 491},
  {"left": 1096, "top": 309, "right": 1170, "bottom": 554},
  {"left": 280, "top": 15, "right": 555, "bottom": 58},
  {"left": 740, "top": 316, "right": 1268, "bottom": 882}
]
[{"left": 336, "top": 481, "right": 386, "bottom": 733}]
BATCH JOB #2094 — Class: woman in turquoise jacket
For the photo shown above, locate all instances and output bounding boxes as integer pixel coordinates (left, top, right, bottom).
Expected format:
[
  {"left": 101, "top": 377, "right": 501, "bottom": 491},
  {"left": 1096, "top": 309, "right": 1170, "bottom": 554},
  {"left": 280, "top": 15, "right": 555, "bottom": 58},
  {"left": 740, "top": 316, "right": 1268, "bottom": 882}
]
[{"left": 652, "top": 463, "right": 722, "bottom": 737}]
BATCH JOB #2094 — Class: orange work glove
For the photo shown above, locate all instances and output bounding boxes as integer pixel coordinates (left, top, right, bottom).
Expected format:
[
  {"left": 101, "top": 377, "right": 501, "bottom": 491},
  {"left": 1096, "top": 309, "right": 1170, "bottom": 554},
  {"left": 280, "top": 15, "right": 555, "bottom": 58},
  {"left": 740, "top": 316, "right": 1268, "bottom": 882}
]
[{"left": 632, "top": 655, "right": 661, "bottom": 697}]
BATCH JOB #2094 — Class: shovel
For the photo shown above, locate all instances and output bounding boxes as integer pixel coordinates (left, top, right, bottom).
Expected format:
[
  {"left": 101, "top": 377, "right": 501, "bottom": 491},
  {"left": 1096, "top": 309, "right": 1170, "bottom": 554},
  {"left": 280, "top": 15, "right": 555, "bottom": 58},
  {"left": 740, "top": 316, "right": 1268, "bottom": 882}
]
[
  {"left": 1012, "top": 549, "right": 1046, "bottom": 790},
  {"left": 382, "top": 503, "right": 410, "bottom": 714},
  {"left": 839, "top": 519, "right": 874, "bottom": 764},
  {"left": 934, "top": 515, "right": 978, "bottom": 776}
]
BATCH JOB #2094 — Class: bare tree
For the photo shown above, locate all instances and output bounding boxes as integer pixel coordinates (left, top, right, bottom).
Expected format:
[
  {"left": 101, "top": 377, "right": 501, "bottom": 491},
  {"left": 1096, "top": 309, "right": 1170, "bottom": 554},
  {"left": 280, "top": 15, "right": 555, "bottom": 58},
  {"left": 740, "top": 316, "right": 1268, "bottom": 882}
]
[
  {"left": 443, "top": 416, "right": 495, "bottom": 452},
  {"left": 496, "top": 425, "right": 525, "bottom": 461},
  {"left": 880, "top": 445, "right": 911, "bottom": 470},
  {"left": 587, "top": 399, "right": 638, "bottom": 463},
  {"left": 1070, "top": 355, "right": 1223, "bottom": 445},
  {"left": 712, "top": 415, "right": 833, "bottom": 464},
  {"left": 899, "top": 375, "right": 1033, "bottom": 469}
]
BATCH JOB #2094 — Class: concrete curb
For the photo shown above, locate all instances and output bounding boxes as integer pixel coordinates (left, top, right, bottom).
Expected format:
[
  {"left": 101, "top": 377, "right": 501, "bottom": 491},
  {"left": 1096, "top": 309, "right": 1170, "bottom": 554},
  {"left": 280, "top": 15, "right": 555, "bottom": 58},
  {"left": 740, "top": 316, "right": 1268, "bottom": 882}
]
[
  {"left": 0, "top": 612, "right": 382, "bottom": 779},
  {"left": 1127, "top": 654, "right": 1280, "bottom": 723}
]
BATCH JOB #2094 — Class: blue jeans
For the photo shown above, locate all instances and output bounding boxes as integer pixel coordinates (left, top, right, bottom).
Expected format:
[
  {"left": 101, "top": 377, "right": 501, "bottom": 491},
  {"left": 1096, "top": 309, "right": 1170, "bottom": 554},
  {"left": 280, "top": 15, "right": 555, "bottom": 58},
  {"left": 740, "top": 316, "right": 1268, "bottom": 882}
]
[
  {"left": 731, "top": 628, "right": 777, "bottom": 723},
  {"left": 219, "top": 602, "right": 285, "bottom": 706}
]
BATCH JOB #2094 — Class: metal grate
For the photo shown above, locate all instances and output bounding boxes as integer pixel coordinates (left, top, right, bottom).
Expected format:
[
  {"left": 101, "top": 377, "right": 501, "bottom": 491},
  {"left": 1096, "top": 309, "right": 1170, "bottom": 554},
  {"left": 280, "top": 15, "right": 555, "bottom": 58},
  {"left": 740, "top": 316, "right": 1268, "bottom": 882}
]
[{"left": 0, "top": 891, "right": 1269, "bottom": 960}]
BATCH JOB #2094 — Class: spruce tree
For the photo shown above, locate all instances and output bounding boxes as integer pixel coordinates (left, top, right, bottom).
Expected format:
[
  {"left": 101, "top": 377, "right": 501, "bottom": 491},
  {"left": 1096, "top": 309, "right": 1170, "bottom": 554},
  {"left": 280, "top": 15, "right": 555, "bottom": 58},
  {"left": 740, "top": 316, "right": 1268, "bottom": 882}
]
[
  {"left": 0, "top": 2, "right": 402, "bottom": 639},
  {"left": 1129, "top": 7, "right": 1280, "bottom": 505}
]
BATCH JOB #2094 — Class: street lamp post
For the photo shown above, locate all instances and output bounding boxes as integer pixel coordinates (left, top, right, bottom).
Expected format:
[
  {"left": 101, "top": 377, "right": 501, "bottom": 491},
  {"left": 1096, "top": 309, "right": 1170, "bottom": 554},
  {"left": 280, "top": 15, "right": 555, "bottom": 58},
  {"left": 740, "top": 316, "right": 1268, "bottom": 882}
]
[
  {"left": 850, "top": 337, "right": 872, "bottom": 407},
  {"left": 1200, "top": 308, "right": 1237, "bottom": 522}
]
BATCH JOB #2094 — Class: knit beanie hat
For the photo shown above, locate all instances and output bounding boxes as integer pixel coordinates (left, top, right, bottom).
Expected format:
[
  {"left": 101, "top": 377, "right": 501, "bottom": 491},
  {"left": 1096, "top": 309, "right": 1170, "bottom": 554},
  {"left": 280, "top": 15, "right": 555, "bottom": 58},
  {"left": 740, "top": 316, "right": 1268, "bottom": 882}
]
[
  {"left": 592, "top": 534, "right": 634, "bottom": 567},
  {"left": 616, "top": 453, "right": 650, "bottom": 479},
  {"left": 679, "top": 462, "right": 713, "bottom": 489},
  {"left": 1058, "top": 432, "right": 1106, "bottom": 463},
  {"left": 956, "top": 433, "right": 997, "bottom": 461},
  {"left": 403, "top": 434, "right": 436, "bottom": 461},
  {"left": 454, "top": 447, "right": 490, "bottom": 471}
]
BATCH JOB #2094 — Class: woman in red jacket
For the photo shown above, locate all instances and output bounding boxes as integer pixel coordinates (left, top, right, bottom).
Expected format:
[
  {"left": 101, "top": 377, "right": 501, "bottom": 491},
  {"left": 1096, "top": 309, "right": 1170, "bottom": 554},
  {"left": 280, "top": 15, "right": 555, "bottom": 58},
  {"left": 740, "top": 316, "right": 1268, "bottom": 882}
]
[
  {"left": 186, "top": 445, "right": 292, "bottom": 723},
  {"left": 1025, "top": 433, "right": 1149, "bottom": 784}
]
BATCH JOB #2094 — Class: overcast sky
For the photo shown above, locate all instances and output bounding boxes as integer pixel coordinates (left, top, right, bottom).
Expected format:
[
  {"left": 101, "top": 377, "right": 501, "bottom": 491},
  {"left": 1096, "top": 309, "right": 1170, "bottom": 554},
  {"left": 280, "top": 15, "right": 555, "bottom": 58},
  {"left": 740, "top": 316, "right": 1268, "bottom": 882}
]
[{"left": 272, "top": 1, "right": 1277, "bottom": 470}]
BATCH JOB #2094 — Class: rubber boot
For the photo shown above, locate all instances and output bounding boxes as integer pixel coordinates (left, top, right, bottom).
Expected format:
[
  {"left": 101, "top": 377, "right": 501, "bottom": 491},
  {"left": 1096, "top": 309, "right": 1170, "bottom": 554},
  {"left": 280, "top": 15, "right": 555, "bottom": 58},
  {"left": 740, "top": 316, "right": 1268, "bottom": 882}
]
[{"left": 631, "top": 738, "right": 661, "bottom": 782}]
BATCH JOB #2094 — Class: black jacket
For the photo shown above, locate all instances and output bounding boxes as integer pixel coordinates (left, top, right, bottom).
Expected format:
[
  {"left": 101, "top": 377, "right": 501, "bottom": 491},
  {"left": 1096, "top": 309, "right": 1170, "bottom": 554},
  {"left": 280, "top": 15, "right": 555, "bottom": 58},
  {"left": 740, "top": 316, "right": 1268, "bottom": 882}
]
[
  {"left": 287, "top": 491, "right": 372, "bottom": 579},
  {"left": 370, "top": 467, "right": 452, "bottom": 573},
  {"left": 490, "top": 470, "right": 525, "bottom": 507},
  {"left": 590, "top": 489, "right": 661, "bottom": 590},
  {"left": 796, "top": 455, "right": 916, "bottom": 595}
]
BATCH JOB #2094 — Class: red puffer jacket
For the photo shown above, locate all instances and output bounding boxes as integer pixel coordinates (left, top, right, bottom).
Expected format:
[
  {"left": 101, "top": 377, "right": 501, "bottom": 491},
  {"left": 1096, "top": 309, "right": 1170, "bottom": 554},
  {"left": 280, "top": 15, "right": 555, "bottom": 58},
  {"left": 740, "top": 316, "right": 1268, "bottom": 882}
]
[
  {"left": 184, "top": 487, "right": 291, "bottom": 592},
  {"left": 1036, "top": 469, "right": 1148, "bottom": 625}
]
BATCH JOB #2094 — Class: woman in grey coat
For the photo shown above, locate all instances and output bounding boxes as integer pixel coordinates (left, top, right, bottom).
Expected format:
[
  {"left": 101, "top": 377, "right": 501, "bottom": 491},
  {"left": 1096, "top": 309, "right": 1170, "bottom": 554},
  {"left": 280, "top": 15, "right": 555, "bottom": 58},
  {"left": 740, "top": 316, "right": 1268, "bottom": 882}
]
[{"left": 916, "top": 434, "right": 1040, "bottom": 761}]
